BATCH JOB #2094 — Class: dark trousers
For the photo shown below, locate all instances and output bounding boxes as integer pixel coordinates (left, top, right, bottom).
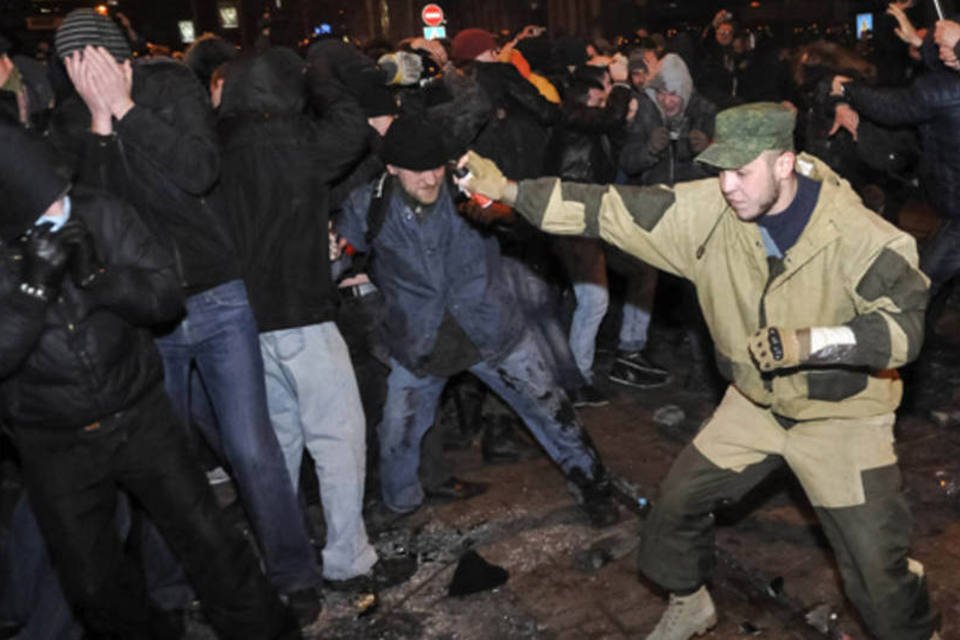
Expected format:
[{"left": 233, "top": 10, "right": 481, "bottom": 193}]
[
  {"left": 638, "top": 448, "right": 938, "bottom": 640},
  {"left": 14, "top": 386, "right": 296, "bottom": 640}
]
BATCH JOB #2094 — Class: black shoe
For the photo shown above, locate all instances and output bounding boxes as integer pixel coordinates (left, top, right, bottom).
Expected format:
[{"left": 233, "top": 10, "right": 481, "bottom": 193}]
[
  {"left": 425, "top": 476, "right": 490, "bottom": 501},
  {"left": 609, "top": 351, "right": 671, "bottom": 388},
  {"left": 326, "top": 555, "right": 419, "bottom": 593},
  {"left": 284, "top": 587, "right": 322, "bottom": 628},
  {"left": 569, "top": 384, "right": 609, "bottom": 408}
]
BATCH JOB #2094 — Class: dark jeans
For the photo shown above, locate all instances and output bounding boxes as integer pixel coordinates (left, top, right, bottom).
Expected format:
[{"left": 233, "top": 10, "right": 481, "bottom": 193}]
[
  {"left": 0, "top": 495, "right": 82, "bottom": 640},
  {"left": 13, "top": 386, "right": 294, "bottom": 639},
  {"left": 155, "top": 279, "right": 320, "bottom": 594}
]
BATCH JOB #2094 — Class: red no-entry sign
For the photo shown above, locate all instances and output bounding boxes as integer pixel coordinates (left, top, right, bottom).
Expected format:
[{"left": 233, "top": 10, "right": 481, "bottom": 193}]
[{"left": 421, "top": 3, "right": 444, "bottom": 27}]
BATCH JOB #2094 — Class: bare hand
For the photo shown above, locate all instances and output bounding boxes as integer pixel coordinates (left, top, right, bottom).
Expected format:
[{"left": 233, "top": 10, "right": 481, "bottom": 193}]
[
  {"left": 829, "top": 103, "right": 860, "bottom": 141},
  {"left": 935, "top": 19, "right": 960, "bottom": 53},
  {"left": 84, "top": 46, "right": 134, "bottom": 120},
  {"left": 626, "top": 97, "right": 639, "bottom": 123},
  {"left": 608, "top": 53, "right": 629, "bottom": 83},
  {"left": 830, "top": 74, "right": 852, "bottom": 97},
  {"left": 64, "top": 49, "right": 114, "bottom": 133},
  {"left": 887, "top": 3, "right": 922, "bottom": 47}
]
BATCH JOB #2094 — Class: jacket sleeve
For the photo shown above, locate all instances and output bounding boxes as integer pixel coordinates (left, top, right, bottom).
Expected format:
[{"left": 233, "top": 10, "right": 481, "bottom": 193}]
[
  {"left": 512, "top": 177, "right": 717, "bottom": 279},
  {"left": 0, "top": 285, "right": 49, "bottom": 378},
  {"left": 114, "top": 65, "right": 220, "bottom": 196},
  {"left": 84, "top": 199, "right": 184, "bottom": 326},
  {"left": 308, "top": 78, "right": 370, "bottom": 185},
  {"left": 844, "top": 72, "right": 960, "bottom": 127},
  {"left": 565, "top": 85, "right": 632, "bottom": 134},
  {"left": 335, "top": 186, "right": 373, "bottom": 253},
  {"left": 618, "top": 104, "right": 664, "bottom": 176},
  {"left": 835, "top": 234, "right": 928, "bottom": 370}
]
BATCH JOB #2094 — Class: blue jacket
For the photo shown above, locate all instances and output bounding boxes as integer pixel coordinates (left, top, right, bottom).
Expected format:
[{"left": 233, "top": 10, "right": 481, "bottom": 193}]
[{"left": 338, "top": 179, "right": 523, "bottom": 375}]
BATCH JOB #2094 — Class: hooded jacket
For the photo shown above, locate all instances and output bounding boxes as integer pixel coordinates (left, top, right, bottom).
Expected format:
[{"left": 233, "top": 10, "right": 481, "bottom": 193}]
[
  {"left": 511, "top": 154, "right": 928, "bottom": 420},
  {"left": 216, "top": 47, "right": 368, "bottom": 332},
  {"left": 620, "top": 54, "right": 717, "bottom": 186}
]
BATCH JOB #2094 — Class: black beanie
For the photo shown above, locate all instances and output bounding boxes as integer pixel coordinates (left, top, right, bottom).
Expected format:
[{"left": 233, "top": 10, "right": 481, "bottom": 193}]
[
  {"left": 0, "top": 123, "right": 70, "bottom": 242},
  {"left": 380, "top": 115, "right": 448, "bottom": 171},
  {"left": 55, "top": 8, "right": 132, "bottom": 63}
]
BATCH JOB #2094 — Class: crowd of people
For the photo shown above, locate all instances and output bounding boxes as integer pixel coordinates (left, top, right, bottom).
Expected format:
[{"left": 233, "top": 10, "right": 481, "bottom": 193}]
[{"left": 0, "top": 1, "right": 958, "bottom": 638}]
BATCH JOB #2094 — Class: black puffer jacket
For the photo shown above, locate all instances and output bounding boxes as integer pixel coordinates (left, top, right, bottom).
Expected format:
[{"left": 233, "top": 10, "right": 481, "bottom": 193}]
[
  {"left": 49, "top": 58, "right": 239, "bottom": 295},
  {"left": 0, "top": 189, "right": 183, "bottom": 430},
  {"left": 469, "top": 62, "right": 560, "bottom": 180},
  {"left": 544, "top": 84, "right": 632, "bottom": 183},
  {"left": 843, "top": 43, "right": 960, "bottom": 219},
  {"left": 216, "top": 47, "right": 368, "bottom": 332}
]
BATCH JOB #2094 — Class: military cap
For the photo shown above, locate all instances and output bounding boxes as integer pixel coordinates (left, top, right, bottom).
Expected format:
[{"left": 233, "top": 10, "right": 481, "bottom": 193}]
[{"left": 696, "top": 102, "right": 796, "bottom": 169}]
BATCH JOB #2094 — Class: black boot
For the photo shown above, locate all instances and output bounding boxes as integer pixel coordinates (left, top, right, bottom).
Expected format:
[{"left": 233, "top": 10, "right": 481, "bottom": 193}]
[{"left": 568, "top": 468, "right": 620, "bottom": 528}]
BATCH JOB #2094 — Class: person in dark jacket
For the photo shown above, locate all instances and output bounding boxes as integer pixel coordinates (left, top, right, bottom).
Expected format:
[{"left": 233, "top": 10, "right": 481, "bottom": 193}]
[
  {"left": 216, "top": 46, "right": 411, "bottom": 592},
  {"left": 49, "top": 8, "right": 324, "bottom": 622},
  {"left": 832, "top": 36, "right": 960, "bottom": 296},
  {"left": 337, "top": 115, "right": 622, "bottom": 528},
  {"left": 0, "top": 123, "right": 296, "bottom": 639},
  {"left": 450, "top": 28, "right": 560, "bottom": 181},
  {"left": 545, "top": 64, "right": 636, "bottom": 405}
]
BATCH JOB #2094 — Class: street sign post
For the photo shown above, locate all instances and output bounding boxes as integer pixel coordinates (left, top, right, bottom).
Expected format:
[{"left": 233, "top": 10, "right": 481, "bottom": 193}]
[{"left": 421, "top": 3, "right": 444, "bottom": 27}]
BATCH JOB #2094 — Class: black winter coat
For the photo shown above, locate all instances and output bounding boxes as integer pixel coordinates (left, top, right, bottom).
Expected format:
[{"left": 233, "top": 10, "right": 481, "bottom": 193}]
[
  {"left": 216, "top": 47, "right": 368, "bottom": 332},
  {"left": 844, "top": 53, "right": 960, "bottom": 219},
  {"left": 0, "top": 189, "right": 183, "bottom": 429},
  {"left": 544, "top": 85, "right": 632, "bottom": 183},
  {"left": 469, "top": 62, "right": 560, "bottom": 180},
  {"left": 50, "top": 58, "right": 239, "bottom": 295}
]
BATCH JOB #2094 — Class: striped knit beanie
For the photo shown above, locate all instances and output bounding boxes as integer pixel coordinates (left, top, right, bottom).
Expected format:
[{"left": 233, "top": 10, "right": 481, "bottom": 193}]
[{"left": 55, "top": 9, "right": 131, "bottom": 62}]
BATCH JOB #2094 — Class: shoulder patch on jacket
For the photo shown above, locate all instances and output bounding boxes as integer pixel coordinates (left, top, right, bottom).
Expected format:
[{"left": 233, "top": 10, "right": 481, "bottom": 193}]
[
  {"left": 611, "top": 184, "right": 676, "bottom": 232},
  {"left": 855, "top": 247, "right": 928, "bottom": 311},
  {"left": 560, "top": 182, "right": 605, "bottom": 237}
]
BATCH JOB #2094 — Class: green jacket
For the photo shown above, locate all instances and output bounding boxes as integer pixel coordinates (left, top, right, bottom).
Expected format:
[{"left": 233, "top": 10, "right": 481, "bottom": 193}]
[{"left": 515, "top": 154, "right": 928, "bottom": 420}]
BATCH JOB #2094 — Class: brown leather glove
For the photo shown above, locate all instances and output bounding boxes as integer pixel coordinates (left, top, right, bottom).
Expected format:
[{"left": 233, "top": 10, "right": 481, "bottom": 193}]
[{"left": 748, "top": 327, "right": 811, "bottom": 372}]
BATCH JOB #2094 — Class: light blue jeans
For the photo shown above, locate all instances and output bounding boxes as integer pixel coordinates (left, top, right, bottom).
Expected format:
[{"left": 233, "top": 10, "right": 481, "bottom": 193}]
[
  {"left": 570, "top": 282, "right": 609, "bottom": 382},
  {"left": 619, "top": 262, "right": 658, "bottom": 352},
  {"left": 259, "top": 322, "right": 378, "bottom": 581}
]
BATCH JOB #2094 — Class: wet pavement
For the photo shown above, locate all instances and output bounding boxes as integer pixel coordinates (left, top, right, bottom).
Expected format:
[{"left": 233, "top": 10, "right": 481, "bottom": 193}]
[{"left": 179, "top": 314, "right": 960, "bottom": 639}]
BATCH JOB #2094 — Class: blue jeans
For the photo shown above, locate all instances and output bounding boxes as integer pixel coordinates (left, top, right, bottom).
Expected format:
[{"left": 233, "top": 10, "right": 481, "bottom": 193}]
[
  {"left": 154, "top": 279, "right": 320, "bottom": 594},
  {"left": 379, "top": 329, "right": 602, "bottom": 513},
  {"left": 260, "top": 322, "right": 377, "bottom": 581},
  {"left": 571, "top": 282, "right": 609, "bottom": 382},
  {"left": 619, "top": 262, "right": 658, "bottom": 352}
]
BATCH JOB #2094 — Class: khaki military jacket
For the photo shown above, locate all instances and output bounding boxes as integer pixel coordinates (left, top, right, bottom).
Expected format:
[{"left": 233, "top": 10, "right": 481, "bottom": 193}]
[{"left": 515, "top": 154, "right": 928, "bottom": 420}]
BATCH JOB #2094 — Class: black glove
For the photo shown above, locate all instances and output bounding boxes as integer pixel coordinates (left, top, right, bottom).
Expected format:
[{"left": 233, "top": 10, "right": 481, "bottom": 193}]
[
  {"left": 58, "top": 218, "right": 105, "bottom": 288},
  {"left": 648, "top": 127, "right": 670, "bottom": 154},
  {"left": 19, "top": 223, "right": 71, "bottom": 302}
]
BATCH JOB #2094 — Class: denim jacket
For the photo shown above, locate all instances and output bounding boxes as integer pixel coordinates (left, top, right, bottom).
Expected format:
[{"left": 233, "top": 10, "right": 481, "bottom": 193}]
[{"left": 338, "top": 179, "right": 523, "bottom": 374}]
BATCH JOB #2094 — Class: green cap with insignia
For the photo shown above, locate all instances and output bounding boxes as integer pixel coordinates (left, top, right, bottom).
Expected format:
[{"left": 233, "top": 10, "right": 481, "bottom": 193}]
[{"left": 695, "top": 102, "right": 796, "bottom": 169}]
